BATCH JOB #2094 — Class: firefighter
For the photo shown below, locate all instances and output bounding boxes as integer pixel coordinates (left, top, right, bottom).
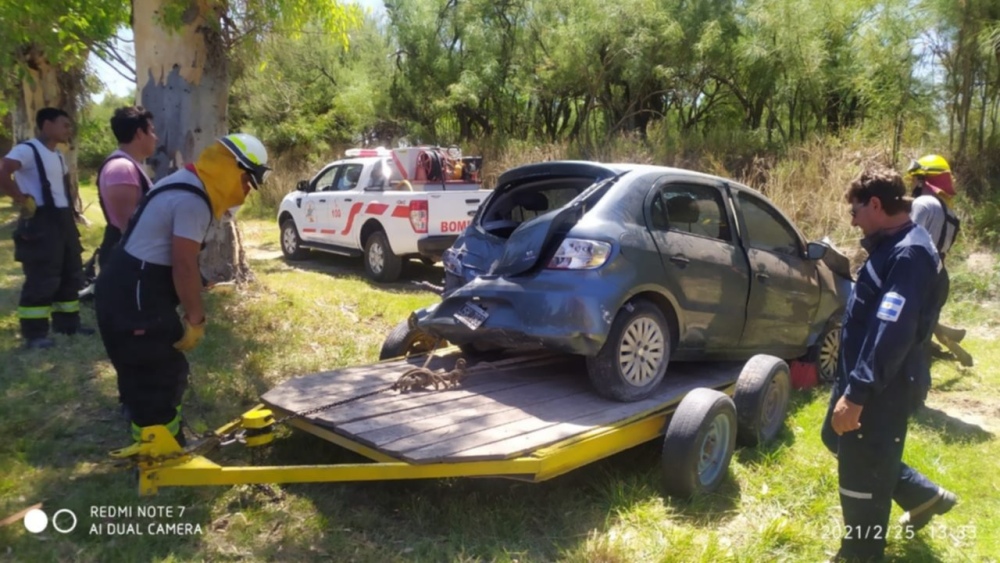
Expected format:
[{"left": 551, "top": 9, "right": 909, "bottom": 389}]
[
  {"left": 821, "top": 166, "right": 956, "bottom": 561},
  {"left": 95, "top": 133, "right": 269, "bottom": 446},
  {"left": 905, "top": 154, "right": 972, "bottom": 367},
  {"left": 96, "top": 106, "right": 157, "bottom": 271},
  {"left": 0, "top": 107, "right": 92, "bottom": 349}
]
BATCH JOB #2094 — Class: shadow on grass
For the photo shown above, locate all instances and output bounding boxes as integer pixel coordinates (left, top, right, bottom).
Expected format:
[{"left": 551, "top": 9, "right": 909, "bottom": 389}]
[
  {"left": 911, "top": 405, "right": 994, "bottom": 444},
  {"left": 252, "top": 251, "right": 445, "bottom": 296}
]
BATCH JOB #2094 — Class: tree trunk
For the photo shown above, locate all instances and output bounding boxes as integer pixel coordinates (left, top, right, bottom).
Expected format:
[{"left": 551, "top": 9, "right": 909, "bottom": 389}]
[
  {"left": 18, "top": 47, "right": 87, "bottom": 219},
  {"left": 133, "top": 0, "right": 251, "bottom": 284}
]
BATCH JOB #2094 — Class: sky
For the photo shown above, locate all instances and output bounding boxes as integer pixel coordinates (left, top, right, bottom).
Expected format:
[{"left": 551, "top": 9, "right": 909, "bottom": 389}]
[{"left": 89, "top": 0, "right": 386, "bottom": 101}]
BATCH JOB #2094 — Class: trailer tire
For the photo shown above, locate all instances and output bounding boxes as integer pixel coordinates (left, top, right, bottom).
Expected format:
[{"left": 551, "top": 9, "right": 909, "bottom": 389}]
[
  {"left": 280, "top": 220, "right": 309, "bottom": 260},
  {"left": 586, "top": 299, "right": 670, "bottom": 402},
  {"left": 364, "top": 230, "right": 403, "bottom": 283},
  {"left": 661, "top": 388, "right": 737, "bottom": 499},
  {"left": 733, "top": 355, "right": 791, "bottom": 447},
  {"left": 379, "top": 320, "right": 440, "bottom": 360}
]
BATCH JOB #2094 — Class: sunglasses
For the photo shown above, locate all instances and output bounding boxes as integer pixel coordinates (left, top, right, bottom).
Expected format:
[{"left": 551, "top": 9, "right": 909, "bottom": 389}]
[{"left": 849, "top": 201, "right": 868, "bottom": 217}]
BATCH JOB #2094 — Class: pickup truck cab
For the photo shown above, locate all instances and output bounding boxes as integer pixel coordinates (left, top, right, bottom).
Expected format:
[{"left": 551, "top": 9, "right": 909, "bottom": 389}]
[{"left": 278, "top": 146, "right": 487, "bottom": 282}]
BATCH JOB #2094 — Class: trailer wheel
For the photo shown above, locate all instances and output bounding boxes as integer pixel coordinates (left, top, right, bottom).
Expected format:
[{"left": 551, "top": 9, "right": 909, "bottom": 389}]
[
  {"left": 379, "top": 320, "right": 440, "bottom": 360},
  {"left": 586, "top": 299, "right": 670, "bottom": 402},
  {"left": 733, "top": 355, "right": 791, "bottom": 447},
  {"left": 808, "top": 314, "right": 842, "bottom": 384},
  {"left": 364, "top": 230, "right": 403, "bottom": 283},
  {"left": 661, "top": 388, "right": 737, "bottom": 499},
  {"left": 280, "top": 220, "right": 309, "bottom": 260}
]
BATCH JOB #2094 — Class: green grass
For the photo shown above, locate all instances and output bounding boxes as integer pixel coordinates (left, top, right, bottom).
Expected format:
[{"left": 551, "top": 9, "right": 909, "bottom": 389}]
[{"left": 1, "top": 185, "right": 998, "bottom": 562}]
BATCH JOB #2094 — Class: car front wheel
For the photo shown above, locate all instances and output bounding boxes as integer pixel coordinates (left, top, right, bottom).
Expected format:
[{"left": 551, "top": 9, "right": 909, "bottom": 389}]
[
  {"left": 586, "top": 299, "right": 671, "bottom": 402},
  {"left": 280, "top": 220, "right": 309, "bottom": 260}
]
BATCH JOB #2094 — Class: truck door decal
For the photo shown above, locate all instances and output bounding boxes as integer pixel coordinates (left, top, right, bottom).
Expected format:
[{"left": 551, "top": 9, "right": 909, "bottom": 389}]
[
  {"left": 391, "top": 205, "right": 410, "bottom": 218},
  {"left": 340, "top": 202, "right": 366, "bottom": 235},
  {"left": 366, "top": 203, "right": 389, "bottom": 215}
]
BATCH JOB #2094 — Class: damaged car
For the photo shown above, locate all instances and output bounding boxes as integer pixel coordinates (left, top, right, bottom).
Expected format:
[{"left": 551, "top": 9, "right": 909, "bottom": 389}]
[{"left": 382, "top": 161, "right": 852, "bottom": 402}]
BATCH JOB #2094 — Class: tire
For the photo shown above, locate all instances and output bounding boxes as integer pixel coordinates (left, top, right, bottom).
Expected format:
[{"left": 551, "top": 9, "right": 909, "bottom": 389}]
[
  {"left": 586, "top": 299, "right": 671, "bottom": 402},
  {"left": 379, "top": 320, "right": 440, "bottom": 360},
  {"left": 661, "top": 388, "right": 737, "bottom": 499},
  {"left": 809, "top": 314, "right": 842, "bottom": 384},
  {"left": 280, "top": 220, "right": 309, "bottom": 260},
  {"left": 364, "top": 230, "right": 403, "bottom": 283},
  {"left": 733, "top": 355, "right": 791, "bottom": 447}
]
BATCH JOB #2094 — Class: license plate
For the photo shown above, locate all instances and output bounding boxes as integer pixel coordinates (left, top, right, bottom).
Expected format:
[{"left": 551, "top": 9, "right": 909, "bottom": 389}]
[{"left": 454, "top": 301, "right": 489, "bottom": 330}]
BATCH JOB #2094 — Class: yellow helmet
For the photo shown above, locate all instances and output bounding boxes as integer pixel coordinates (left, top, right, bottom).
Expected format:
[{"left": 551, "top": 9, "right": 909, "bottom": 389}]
[{"left": 906, "top": 154, "right": 950, "bottom": 177}]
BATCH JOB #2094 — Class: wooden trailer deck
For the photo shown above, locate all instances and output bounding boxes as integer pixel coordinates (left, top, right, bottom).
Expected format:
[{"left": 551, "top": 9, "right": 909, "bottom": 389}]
[{"left": 261, "top": 352, "right": 744, "bottom": 464}]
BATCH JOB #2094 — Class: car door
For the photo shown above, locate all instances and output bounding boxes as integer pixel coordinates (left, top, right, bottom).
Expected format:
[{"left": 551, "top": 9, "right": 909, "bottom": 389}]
[
  {"left": 300, "top": 164, "right": 341, "bottom": 243},
  {"left": 645, "top": 179, "right": 750, "bottom": 353},
  {"left": 733, "top": 189, "right": 821, "bottom": 353},
  {"left": 325, "top": 162, "right": 367, "bottom": 247}
]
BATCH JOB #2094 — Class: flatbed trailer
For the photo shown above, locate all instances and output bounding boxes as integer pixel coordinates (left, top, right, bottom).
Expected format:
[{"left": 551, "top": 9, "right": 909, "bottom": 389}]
[{"left": 121, "top": 352, "right": 793, "bottom": 497}]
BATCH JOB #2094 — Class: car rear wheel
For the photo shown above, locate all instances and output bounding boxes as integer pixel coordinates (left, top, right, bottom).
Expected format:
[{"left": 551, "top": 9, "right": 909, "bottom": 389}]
[
  {"left": 586, "top": 299, "right": 671, "bottom": 402},
  {"left": 733, "top": 355, "right": 791, "bottom": 447},
  {"left": 280, "top": 220, "right": 309, "bottom": 260},
  {"left": 379, "top": 320, "right": 440, "bottom": 360},
  {"left": 364, "top": 230, "right": 403, "bottom": 283}
]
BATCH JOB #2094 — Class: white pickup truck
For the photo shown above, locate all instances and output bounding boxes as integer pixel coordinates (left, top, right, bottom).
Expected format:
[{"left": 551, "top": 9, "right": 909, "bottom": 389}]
[{"left": 278, "top": 147, "right": 487, "bottom": 282}]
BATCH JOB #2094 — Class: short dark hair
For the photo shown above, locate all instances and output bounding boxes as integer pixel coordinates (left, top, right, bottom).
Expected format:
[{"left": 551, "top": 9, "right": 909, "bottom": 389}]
[
  {"left": 35, "top": 107, "right": 70, "bottom": 130},
  {"left": 844, "top": 165, "right": 911, "bottom": 215},
  {"left": 110, "top": 106, "right": 155, "bottom": 143}
]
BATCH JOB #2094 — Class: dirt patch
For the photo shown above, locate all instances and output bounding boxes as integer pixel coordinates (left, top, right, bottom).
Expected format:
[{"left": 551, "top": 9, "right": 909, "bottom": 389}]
[
  {"left": 923, "top": 394, "right": 1000, "bottom": 434},
  {"left": 964, "top": 252, "right": 996, "bottom": 276}
]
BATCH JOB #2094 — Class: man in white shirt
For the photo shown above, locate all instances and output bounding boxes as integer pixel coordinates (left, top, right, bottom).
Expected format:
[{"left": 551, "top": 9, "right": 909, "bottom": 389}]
[
  {"left": 0, "top": 107, "right": 92, "bottom": 349},
  {"left": 905, "top": 155, "right": 972, "bottom": 367}
]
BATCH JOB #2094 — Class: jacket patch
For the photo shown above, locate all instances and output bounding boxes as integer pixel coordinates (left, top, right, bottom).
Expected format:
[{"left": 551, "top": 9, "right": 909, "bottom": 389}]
[{"left": 876, "top": 292, "right": 906, "bottom": 322}]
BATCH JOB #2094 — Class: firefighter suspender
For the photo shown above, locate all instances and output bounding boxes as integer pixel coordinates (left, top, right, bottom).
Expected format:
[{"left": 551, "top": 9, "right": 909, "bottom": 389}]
[
  {"left": 119, "top": 183, "right": 213, "bottom": 246},
  {"left": 18, "top": 141, "right": 66, "bottom": 208}
]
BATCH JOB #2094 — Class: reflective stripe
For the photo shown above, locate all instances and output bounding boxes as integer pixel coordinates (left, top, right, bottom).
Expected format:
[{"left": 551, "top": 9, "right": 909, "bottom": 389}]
[
  {"left": 17, "top": 306, "right": 51, "bottom": 319},
  {"left": 865, "top": 261, "right": 882, "bottom": 289},
  {"left": 51, "top": 301, "right": 79, "bottom": 313},
  {"left": 839, "top": 487, "right": 873, "bottom": 500},
  {"left": 130, "top": 407, "right": 182, "bottom": 442},
  {"left": 131, "top": 422, "right": 143, "bottom": 442}
]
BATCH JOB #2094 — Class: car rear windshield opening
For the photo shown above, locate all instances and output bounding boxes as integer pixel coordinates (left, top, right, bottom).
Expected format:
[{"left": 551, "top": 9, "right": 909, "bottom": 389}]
[{"left": 479, "top": 178, "right": 597, "bottom": 238}]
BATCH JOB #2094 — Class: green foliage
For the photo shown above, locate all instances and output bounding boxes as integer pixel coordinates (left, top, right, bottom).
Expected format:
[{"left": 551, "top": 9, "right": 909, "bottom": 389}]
[{"left": 75, "top": 91, "right": 135, "bottom": 178}]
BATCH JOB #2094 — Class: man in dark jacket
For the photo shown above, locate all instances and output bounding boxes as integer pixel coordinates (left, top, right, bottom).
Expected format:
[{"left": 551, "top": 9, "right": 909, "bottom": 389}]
[{"left": 822, "top": 165, "right": 956, "bottom": 561}]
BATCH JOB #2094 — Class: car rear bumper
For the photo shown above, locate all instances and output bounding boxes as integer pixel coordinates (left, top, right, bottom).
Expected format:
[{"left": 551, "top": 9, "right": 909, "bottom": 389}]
[
  {"left": 415, "top": 273, "right": 615, "bottom": 356},
  {"left": 417, "top": 236, "right": 458, "bottom": 260}
]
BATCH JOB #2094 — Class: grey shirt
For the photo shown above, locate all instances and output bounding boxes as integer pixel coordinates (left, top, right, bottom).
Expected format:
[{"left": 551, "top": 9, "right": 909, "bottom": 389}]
[
  {"left": 124, "top": 168, "right": 213, "bottom": 266},
  {"left": 910, "top": 195, "right": 956, "bottom": 255}
]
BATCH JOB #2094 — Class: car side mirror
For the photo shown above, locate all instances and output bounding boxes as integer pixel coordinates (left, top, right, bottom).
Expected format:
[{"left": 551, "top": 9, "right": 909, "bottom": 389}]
[
  {"left": 806, "top": 241, "right": 829, "bottom": 260},
  {"left": 296, "top": 179, "right": 311, "bottom": 193}
]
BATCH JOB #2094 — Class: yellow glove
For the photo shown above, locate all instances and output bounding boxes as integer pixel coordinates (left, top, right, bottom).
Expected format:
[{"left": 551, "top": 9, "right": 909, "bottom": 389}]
[
  {"left": 173, "top": 317, "right": 206, "bottom": 352},
  {"left": 20, "top": 196, "right": 37, "bottom": 218}
]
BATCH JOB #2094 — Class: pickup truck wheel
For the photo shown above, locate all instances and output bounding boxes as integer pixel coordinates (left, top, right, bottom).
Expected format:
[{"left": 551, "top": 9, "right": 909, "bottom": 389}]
[
  {"left": 364, "top": 231, "right": 403, "bottom": 283},
  {"left": 379, "top": 320, "right": 440, "bottom": 360},
  {"left": 733, "top": 355, "right": 791, "bottom": 447},
  {"left": 280, "top": 220, "right": 309, "bottom": 260},
  {"left": 809, "top": 314, "right": 842, "bottom": 384},
  {"left": 586, "top": 299, "right": 671, "bottom": 402},
  {"left": 661, "top": 388, "right": 737, "bottom": 498}
]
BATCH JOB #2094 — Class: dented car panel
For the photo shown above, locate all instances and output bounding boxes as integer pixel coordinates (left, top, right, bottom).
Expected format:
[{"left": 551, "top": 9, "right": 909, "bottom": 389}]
[{"left": 419, "top": 162, "right": 851, "bottom": 362}]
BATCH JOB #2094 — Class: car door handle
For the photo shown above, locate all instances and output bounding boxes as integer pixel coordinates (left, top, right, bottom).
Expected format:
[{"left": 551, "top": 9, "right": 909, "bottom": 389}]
[
  {"left": 319, "top": 199, "right": 327, "bottom": 203},
  {"left": 669, "top": 255, "right": 690, "bottom": 266},
  {"left": 344, "top": 198, "right": 353, "bottom": 202},
  {"left": 756, "top": 272, "right": 769, "bottom": 281}
]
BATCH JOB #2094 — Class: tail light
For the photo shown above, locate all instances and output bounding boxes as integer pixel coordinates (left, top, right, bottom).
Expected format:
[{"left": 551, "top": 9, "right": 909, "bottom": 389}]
[
  {"left": 546, "top": 238, "right": 612, "bottom": 270},
  {"left": 409, "top": 200, "right": 428, "bottom": 233}
]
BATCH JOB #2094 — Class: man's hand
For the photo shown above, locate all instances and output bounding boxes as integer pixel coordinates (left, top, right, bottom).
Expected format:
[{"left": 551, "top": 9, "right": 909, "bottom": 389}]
[
  {"left": 21, "top": 195, "right": 37, "bottom": 218},
  {"left": 832, "top": 395, "right": 864, "bottom": 435},
  {"left": 173, "top": 316, "right": 206, "bottom": 352}
]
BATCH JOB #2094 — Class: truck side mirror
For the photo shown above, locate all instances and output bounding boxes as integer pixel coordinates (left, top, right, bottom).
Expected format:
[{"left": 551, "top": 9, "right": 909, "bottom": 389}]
[
  {"left": 806, "top": 241, "right": 829, "bottom": 260},
  {"left": 296, "top": 180, "right": 310, "bottom": 193}
]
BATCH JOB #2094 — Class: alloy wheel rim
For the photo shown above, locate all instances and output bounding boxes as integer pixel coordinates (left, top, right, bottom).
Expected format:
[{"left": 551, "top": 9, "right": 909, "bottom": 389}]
[
  {"left": 819, "top": 327, "right": 840, "bottom": 382},
  {"left": 698, "top": 413, "right": 731, "bottom": 485},
  {"left": 369, "top": 241, "right": 385, "bottom": 273},
  {"left": 617, "top": 316, "right": 665, "bottom": 387},
  {"left": 282, "top": 226, "right": 297, "bottom": 253}
]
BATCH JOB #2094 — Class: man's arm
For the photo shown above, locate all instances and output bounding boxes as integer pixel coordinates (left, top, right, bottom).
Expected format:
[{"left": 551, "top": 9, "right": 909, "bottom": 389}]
[
  {"left": 172, "top": 236, "right": 205, "bottom": 324},
  {"left": 103, "top": 184, "right": 142, "bottom": 230},
  {"left": 0, "top": 158, "right": 25, "bottom": 204}
]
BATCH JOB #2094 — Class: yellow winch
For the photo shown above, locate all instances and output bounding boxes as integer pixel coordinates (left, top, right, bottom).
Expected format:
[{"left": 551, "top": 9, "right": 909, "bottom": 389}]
[{"left": 240, "top": 408, "right": 275, "bottom": 447}]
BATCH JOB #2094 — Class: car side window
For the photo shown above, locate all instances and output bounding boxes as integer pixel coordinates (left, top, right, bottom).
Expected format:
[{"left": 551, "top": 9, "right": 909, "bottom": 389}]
[
  {"left": 736, "top": 192, "right": 801, "bottom": 256},
  {"left": 651, "top": 183, "right": 731, "bottom": 242},
  {"left": 314, "top": 166, "right": 340, "bottom": 192},
  {"left": 335, "top": 164, "right": 364, "bottom": 191}
]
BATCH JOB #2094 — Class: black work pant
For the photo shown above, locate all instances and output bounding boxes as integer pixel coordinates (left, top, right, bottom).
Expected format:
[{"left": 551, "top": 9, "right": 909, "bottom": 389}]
[
  {"left": 13, "top": 207, "right": 84, "bottom": 339},
  {"left": 96, "top": 250, "right": 187, "bottom": 444},
  {"left": 96, "top": 224, "right": 122, "bottom": 273},
  {"left": 821, "top": 382, "right": 939, "bottom": 560}
]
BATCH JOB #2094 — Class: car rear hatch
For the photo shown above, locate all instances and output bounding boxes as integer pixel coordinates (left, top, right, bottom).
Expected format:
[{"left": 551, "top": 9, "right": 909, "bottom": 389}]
[{"left": 456, "top": 162, "right": 624, "bottom": 278}]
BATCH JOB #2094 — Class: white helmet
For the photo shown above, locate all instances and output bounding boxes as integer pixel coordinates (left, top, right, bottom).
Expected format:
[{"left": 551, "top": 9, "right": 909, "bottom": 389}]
[{"left": 219, "top": 133, "right": 271, "bottom": 189}]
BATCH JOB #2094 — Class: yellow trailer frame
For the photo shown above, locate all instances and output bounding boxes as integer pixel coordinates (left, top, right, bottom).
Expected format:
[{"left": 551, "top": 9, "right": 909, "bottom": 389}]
[{"left": 127, "top": 380, "right": 737, "bottom": 496}]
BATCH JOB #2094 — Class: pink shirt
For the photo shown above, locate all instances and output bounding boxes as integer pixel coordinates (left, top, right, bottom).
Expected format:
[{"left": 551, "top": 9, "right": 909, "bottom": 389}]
[{"left": 98, "top": 150, "right": 152, "bottom": 229}]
